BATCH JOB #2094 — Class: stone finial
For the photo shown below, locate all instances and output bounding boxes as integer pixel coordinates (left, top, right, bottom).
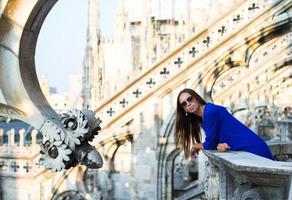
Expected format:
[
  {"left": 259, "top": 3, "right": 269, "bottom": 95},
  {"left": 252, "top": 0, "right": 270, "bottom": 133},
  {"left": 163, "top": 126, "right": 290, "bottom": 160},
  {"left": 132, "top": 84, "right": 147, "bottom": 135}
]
[
  {"left": 19, "top": 128, "right": 25, "bottom": 147},
  {"left": 8, "top": 128, "right": 15, "bottom": 147},
  {"left": 31, "top": 129, "right": 38, "bottom": 146}
]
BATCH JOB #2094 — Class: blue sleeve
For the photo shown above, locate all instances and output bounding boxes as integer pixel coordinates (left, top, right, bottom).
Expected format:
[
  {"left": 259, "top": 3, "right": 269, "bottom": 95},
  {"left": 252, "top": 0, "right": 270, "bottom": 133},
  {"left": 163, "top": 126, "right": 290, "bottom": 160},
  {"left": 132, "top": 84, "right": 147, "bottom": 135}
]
[{"left": 202, "top": 107, "right": 221, "bottom": 150}]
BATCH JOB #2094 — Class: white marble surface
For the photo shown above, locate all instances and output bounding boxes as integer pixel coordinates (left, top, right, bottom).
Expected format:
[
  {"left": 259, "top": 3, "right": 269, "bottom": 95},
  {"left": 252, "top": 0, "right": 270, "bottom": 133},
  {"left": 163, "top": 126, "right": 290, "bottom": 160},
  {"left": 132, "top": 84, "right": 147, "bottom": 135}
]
[{"left": 203, "top": 150, "right": 292, "bottom": 175}]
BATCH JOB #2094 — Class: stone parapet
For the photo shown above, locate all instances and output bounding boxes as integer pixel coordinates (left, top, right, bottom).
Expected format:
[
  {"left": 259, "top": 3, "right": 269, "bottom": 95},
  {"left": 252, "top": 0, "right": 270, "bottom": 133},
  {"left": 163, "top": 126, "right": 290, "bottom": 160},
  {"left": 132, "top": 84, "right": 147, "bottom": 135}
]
[
  {"left": 0, "top": 127, "right": 40, "bottom": 156},
  {"left": 203, "top": 144, "right": 292, "bottom": 200}
]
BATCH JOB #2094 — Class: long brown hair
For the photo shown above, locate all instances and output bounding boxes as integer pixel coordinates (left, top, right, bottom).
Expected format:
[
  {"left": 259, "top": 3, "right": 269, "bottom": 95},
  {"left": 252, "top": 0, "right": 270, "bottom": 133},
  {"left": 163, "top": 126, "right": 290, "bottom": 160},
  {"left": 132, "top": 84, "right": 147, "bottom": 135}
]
[{"left": 175, "top": 88, "right": 206, "bottom": 158}]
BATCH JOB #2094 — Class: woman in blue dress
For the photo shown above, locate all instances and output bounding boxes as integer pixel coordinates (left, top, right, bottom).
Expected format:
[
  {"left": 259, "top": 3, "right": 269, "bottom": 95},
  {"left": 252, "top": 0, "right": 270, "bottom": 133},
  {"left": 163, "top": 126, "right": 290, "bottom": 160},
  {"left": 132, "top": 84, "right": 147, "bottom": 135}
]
[{"left": 175, "top": 88, "right": 272, "bottom": 159}]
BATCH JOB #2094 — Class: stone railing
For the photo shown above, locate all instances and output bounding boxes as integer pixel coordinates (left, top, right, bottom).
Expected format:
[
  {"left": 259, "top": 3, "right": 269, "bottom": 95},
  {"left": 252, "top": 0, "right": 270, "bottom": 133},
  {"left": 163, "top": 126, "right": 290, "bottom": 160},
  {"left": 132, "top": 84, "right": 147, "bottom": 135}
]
[
  {"left": 269, "top": 141, "right": 292, "bottom": 161},
  {"left": 0, "top": 128, "right": 42, "bottom": 156},
  {"left": 203, "top": 143, "right": 292, "bottom": 200},
  {"left": 94, "top": 0, "right": 288, "bottom": 129},
  {"left": 0, "top": 127, "right": 42, "bottom": 176}
]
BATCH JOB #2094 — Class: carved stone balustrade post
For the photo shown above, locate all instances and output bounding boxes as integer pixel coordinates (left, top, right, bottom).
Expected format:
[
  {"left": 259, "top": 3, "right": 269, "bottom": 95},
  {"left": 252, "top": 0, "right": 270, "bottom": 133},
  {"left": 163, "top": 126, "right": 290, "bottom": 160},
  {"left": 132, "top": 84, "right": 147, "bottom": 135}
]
[
  {"left": 8, "top": 129, "right": 14, "bottom": 147},
  {"left": 19, "top": 128, "right": 25, "bottom": 147},
  {"left": 0, "top": 128, "right": 3, "bottom": 145},
  {"left": 31, "top": 129, "right": 37, "bottom": 148},
  {"left": 6, "top": 130, "right": 11, "bottom": 153}
]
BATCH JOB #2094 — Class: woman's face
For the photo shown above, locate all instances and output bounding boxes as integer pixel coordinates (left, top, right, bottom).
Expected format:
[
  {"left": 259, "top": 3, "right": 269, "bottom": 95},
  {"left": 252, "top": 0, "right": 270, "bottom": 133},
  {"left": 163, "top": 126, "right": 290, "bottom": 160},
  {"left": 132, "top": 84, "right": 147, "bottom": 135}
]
[{"left": 179, "top": 92, "right": 200, "bottom": 114}]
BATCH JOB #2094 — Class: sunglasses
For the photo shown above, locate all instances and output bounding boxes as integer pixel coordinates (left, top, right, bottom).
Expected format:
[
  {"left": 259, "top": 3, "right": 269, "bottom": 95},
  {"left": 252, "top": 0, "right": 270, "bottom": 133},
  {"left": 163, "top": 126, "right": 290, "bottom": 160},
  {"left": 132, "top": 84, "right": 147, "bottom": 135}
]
[{"left": 180, "top": 96, "right": 194, "bottom": 107}]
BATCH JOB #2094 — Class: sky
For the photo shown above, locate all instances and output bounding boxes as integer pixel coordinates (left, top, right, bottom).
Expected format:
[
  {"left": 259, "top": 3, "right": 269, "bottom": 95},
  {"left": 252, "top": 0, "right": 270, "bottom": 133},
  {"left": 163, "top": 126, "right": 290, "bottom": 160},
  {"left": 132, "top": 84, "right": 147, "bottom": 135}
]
[{"left": 36, "top": 0, "right": 117, "bottom": 94}]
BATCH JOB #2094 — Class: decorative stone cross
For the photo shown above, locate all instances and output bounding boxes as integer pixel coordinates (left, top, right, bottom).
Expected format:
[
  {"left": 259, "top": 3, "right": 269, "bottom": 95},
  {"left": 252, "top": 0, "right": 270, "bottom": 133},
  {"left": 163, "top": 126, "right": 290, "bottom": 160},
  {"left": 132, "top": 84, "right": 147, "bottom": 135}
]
[
  {"left": 203, "top": 36, "right": 210, "bottom": 47},
  {"left": 220, "top": 82, "right": 226, "bottom": 88},
  {"left": 119, "top": 98, "right": 128, "bottom": 108},
  {"left": 272, "top": 44, "right": 277, "bottom": 50},
  {"left": 228, "top": 76, "right": 234, "bottom": 81},
  {"left": 160, "top": 68, "right": 170, "bottom": 78},
  {"left": 174, "top": 57, "right": 183, "bottom": 68},
  {"left": 10, "top": 161, "right": 19, "bottom": 172},
  {"left": 146, "top": 78, "right": 156, "bottom": 88},
  {"left": 189, "top": 47, "right": 198, "bottom": 57},
  {"left": 218, "top": 26, "right": 226, "bottom": 36},
  {"left": 23, "top": 162, "right": 32, "bottom": 172},
  {"left": 233, "top": 14, "right": 242, "bottom": 22},
  {"left": 107, "top": 108, "right": 115, "bottom": 117},
  {"left": 133, "top": 89, "right": 142, "bottom": 98},
  {"left": 248, "top": 3, "right": 259, "bottom": 11},
  {"left": 0, "top": 160, "right": 7, "bottom": 170},
  {"left": 212, "top": 89, "right": 216, "bottom": 96}
]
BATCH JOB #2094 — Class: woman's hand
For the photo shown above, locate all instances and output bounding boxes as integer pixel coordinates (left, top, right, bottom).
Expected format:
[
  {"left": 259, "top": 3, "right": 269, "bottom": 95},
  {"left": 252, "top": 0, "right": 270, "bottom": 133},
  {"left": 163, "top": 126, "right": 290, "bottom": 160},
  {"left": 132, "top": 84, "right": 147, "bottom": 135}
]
[
  {"left": 216, "top": 143, "right": 230, "bottom": 152},
  {"left": 191, "top": 143, "right": 203, "bottom": 157}
]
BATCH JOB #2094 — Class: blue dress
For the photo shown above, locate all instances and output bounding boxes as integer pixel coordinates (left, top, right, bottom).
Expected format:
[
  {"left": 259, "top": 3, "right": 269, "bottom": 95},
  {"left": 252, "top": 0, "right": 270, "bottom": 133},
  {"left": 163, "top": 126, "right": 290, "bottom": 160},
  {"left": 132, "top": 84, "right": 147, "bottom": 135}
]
[{"left": 202, "top": 103, "right": 273, "bottom": 159}]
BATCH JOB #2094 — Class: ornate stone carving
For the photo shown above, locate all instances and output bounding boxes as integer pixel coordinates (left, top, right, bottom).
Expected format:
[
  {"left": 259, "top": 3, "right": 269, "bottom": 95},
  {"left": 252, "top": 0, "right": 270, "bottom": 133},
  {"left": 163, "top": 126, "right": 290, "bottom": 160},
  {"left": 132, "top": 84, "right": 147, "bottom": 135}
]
[
  {"left": 55, "top": 190, "right": 86, "bottom": 200},
  {"left": 39, "top": 140, "right": 72, "bottom": 172},
  {"left": 39, "top": 109, "right": 103, "bottom": 172},
  {"left": 61, "top": 109, "right": 89, "bottom": 148},
  {"left": 40, "top": 120, "right": 65, "bottom": 144},
  {"left": 241, "top": 188, "right": 263, "bottom": 200},
  {"left": 238, "top": 104, "right": 292, "bottom": 141},
  {"left": 83, "top": 169, "right": 112, "bottom": 200},
  {"left": 204, "top": 160, "right": 219, "bottom": 200},
  {"left": 234, "top": 186, "right": 264, "bottom": 200},
  {"left": 173, "top": 155, "right": 198, "bottom": 190}
]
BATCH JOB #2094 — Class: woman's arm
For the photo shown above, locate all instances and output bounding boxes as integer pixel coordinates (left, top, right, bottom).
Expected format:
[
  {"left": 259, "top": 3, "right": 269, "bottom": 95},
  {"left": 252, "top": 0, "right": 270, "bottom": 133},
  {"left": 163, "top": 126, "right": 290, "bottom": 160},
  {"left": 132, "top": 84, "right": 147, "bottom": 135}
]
[
  {"left": 191, "top": 142, "right": 230, "bottom": 157},
  {"left": 202, "top": 110, "right": 221, "bottom": 150},
  {"left": 202, "top": 105, "right": 229, "bottom": 150}
]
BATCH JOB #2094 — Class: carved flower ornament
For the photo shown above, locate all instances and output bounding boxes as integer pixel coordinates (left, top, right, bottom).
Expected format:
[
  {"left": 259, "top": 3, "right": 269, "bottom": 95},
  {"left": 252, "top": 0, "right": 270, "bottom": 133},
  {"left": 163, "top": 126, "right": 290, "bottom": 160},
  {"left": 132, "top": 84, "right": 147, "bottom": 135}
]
[{"left": 39, "top": 109, "right": 103, "bottom": 172}]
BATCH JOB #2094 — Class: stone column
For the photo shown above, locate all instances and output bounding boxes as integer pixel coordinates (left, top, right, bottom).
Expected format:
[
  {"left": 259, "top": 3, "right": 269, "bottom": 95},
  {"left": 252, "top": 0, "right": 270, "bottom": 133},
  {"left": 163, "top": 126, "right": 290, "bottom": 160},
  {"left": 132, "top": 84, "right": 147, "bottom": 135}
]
[
  {"left": 31, "top": 129, "right": 37, "bottom": 147},
  {"left": 6, "top": 129, "right": 12, "bottom": 153},
  {"left": 8, "top": 128, "right": 15, "bottom": 147},
  {"left": 19, "top": 128, "right": 25, "bottom": 147}
]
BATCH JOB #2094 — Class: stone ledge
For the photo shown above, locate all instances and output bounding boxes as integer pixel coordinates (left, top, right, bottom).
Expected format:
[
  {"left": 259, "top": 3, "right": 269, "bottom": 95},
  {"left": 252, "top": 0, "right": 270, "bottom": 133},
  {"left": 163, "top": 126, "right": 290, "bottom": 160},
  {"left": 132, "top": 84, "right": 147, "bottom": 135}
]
[{"left": 203, "top": 150, "right": 292, "bottom": 175}]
